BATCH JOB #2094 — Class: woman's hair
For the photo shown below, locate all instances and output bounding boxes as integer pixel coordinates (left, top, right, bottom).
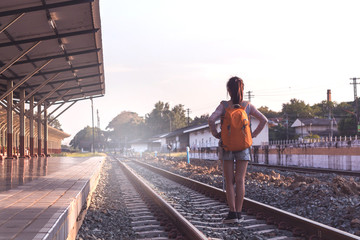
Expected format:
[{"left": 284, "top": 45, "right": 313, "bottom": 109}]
[{"left": 227, "top": 76, "right": 244, "bottom": 104}]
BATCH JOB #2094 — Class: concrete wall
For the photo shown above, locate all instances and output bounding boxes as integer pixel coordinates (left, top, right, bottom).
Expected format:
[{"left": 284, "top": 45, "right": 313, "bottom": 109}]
[
  {"left": 189, "top": 145, "right": 360, "bottom": 171},
  {"left": 253, "top": 152, "right": 360, "bottom": 171}
]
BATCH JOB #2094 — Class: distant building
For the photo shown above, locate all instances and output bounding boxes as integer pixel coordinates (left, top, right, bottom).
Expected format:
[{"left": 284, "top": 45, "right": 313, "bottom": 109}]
[
  {"left": 47, "top": 126, "right": 71, "bottom": 154},
  {"left": 291, "top": 118, "right": 338, "bottom": 138},
  {"left": 128, "top": 133, "right": 166, "bottom": 153},
  {"left": 129, "top": 117, "right": 269, "bottom": 154},
  {"left": 128, "top": 138, "right": 149, "bottom": 153}
]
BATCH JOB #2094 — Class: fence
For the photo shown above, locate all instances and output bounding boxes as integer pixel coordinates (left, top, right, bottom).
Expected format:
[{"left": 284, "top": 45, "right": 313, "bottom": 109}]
[
  {"left": 268, "top": 135, "right": 360, "bottom": 149},
  {"left": 188, "top": 135, "right": 360, "bottom": 166}
]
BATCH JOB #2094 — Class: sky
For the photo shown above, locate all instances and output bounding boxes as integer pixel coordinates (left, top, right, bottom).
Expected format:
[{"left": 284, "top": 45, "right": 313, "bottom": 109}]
[{"left": 57, "top": 0, "right": 360, "bottom": 145}]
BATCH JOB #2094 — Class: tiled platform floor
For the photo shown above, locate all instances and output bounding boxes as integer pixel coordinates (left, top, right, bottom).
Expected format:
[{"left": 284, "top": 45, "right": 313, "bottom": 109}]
[{"left": 0, "top": 156, "right": 105, "bottom": 240}]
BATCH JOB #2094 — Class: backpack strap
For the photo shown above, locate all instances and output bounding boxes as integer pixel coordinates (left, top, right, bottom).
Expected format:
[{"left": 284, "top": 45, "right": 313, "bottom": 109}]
[
  {"left": 241, "top": 101, "right": 252, "bottom": 131},
  {"left": 240, "top": 101, "right": 249, "bottom": 109}
]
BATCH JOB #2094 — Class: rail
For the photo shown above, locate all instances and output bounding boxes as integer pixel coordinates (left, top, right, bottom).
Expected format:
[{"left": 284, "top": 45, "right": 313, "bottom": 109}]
[
  {"left": 117, "top": 159, "right": 208, "bottom": 240},
  {"left": 134, "top": 159, "right": 360, "bottom": 240}
]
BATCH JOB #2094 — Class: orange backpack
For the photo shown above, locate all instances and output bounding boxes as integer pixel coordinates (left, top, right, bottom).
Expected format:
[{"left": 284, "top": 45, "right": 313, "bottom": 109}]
[{"left": 221, "top": 101, "right": 252, "bottom": 151}]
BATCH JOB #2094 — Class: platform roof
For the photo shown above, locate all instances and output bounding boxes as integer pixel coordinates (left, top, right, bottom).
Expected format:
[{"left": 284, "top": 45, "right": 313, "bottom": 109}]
[{"left": 0, "top": 0, "right": 105, "bottom": 106}]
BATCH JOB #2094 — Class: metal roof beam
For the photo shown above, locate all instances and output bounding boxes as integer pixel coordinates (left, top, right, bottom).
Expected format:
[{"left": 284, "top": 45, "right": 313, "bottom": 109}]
[
  {"left": 0, "top": 28, "right": 99, "bottom": 48},
  {"left": 29, "top": 73, "right": 101, "bottom": 88},
  {"left": 0, "top": 13, "right": 25, "bottom": 34},
  {"left": 35, "top": 82, "right": 66, "bottom": 107},
  {"left": 49, "top": 90, "right": 103, "bottom": 102},
  {"left": 48, "top": 101, "right": 66, "bottom": 116},
  {"left": 1, "top": 99, "right": 20, "bottom": 114},
  {"left": 13, "top": 48, "right": 101, "bottom": 65},
  {"left": 0, "top": 41, "right": 41, "bottom": 75},
  {"left": 42, "top": 89, "right": 71, "bottom": 113},
  {"left": 50, "top": 91, "right": 104, "bottom": 104},
  {"left": 48, "top": 101, "right": 78, "bottom": 124},
  {"left": 0, "top": 59, "right": 52, "bottom": 102},
  {"left": 0, "top": 0, "right": 94, "bottom": 17},
  {"left": 2, "top": 63, "right": 101, "bottom": 80},
  {"left": 13, "top": 73, "right": 60, "bottom": 109},
  {"left": 37, "top": 82, "right": 101, "bottom": 96}
]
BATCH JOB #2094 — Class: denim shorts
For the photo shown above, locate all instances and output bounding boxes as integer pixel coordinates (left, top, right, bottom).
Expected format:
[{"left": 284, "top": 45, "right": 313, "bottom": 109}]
[{"left": 219, "top": 147, "right": 251, "bottom": 161}]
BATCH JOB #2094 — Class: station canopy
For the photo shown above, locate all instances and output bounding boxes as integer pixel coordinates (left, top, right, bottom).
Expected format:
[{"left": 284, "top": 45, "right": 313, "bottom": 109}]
[{"left": 0, "top": 0, "right": 105, "bottom": 107}]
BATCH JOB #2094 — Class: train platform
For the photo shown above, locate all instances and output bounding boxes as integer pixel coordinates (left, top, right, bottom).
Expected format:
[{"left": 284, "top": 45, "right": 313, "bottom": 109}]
[{"left": 0, "top": 156, "right": 105, "bottom": 240}]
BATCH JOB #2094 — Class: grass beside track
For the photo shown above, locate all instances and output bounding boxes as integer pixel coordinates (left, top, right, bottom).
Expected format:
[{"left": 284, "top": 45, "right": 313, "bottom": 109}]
[{"left": 52, "top": 152, "right": 107, "bottom": 158}]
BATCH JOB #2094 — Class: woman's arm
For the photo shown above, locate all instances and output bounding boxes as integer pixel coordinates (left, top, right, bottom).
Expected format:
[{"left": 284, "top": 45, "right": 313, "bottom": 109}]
[
  {"left": 208, "top": 103, "right": 224, "bottom": 138},
  {"left": 249, "top": 103, "right": 268, "bottom": 138}
]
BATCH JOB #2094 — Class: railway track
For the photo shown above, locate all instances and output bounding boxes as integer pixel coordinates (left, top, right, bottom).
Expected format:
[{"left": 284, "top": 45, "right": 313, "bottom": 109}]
[
  {"left": 115, "top": 157, "right": 207, "bottom": 239},
  {"left": 114, "top": 156, "right": 360, "bottom": 240}
]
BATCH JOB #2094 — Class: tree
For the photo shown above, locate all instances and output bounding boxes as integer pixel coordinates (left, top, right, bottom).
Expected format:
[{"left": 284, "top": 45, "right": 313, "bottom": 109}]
[
  {"left": 269, "top": 124, "right": 289, "bottom": 140},
  {"left": 171, "top": 104, "right": 187, "bottom": 130},
  {"left": 333, "top": 102, "right": 353, "bottom": 117},
  {"left": 338, "top": 117, "right": 357, "bottom": 136},
  {"left": 48, "top": 116, "right": 62, "bottom": 131},
  {"left": 311, "top": 100, "right": 334, "bottom": 118},
  {"left": 333, "top": 102, "right": 358, "bottom": 135},
  {"left": 190, "top": 114, "right": 209, "bottom": 126},
  {"left": 282, "top": 98, "right": 314, "bottom": 123},
  {"left": 145, "top": 101, "right": 171, "bottom": 135},
  {"left": 258, "top": 106, "right": 281, "bottom": 118},
  {"left": 107, "top": 111, "right": 144, "bottom": 147},
  {"left": 70, "top": 126, "right": 102, "bottom": 151}
]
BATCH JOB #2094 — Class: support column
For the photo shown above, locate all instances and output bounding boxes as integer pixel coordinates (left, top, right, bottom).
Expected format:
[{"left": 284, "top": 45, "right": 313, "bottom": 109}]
[
  {"left": 29, "top": 96, "right": 34, "bottom": 156},
  {"left": 1, "top": 126, "right": 5, "bottom": 155},
  {"left": 44, "top": 102, "right": 48, "bottom": 156},
  {"left": 37, "top": 104, "right": 42, "bottom": 156},
  {"left": 6, "top": 80, "right": 13, "bottom": 159},
  {"left": 19, "top": 89, "right": 25, "bottom": 158}
]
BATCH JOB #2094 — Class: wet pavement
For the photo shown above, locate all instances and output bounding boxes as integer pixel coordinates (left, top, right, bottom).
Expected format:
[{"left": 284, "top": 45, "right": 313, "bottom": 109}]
[
  {"left": 0, "top": 157, "right": 90, "bottom": 192},
  {"left": 0, "top": 156, "right": 104, "bottom": 240}
]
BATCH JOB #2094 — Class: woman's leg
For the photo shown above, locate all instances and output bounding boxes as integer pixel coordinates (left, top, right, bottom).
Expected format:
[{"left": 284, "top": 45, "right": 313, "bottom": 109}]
[
  {"left": 223, "top": 159, "right": 236, "bottom": 211},
  {"left": 234, "top": 160, "right": 248, "bottom": 212}
]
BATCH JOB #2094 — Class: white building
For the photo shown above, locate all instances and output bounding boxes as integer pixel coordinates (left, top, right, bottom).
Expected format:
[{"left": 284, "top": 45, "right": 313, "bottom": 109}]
[
  {"left": 291, "top": 118, "right": 338, "bottom": 137},
  {"left": 129, "top": 133, "right": 169, "bottom": 153}
]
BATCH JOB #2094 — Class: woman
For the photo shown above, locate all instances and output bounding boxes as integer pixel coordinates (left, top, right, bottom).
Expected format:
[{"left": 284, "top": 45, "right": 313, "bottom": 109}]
[{"left": 208, "top": 76, "right": 268, "bottom": 224}]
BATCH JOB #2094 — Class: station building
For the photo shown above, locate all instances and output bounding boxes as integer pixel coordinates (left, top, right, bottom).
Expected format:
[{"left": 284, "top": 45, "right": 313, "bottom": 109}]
[{"left": 0, "top": 0, "right": 105, "bottom": 158}]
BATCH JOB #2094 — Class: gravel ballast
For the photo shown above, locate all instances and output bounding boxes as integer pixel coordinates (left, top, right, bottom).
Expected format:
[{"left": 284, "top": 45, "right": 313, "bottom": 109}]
[
  {"left": 76, "top": 157, "right": 136, "bottom": 240},
  {"left": 76, "top": 155, "right": 360, "bottom": 238},
  {"left": 147, "top": 156, "right": 360, "bottom": 237}
]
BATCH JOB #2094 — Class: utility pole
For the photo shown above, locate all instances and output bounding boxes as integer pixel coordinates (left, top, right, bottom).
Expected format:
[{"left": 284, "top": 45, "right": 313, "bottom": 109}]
[
  {"left": 327, "top": 89, "right": 333, "bottom": 138},
  {"left": 285, "top": 113, "right": 289, "bottom": 140},
  {"left": 350, "top": 77, "right": 360, "bottom": 134},
  {"left": 246, "top": 91, "right": 254, "bottom": 102},
  {"left": 91, "top": 97, "right": 95, "bottom": 154},
  {"left": 97, "top": 109, "right": 100, "bottom": 129},
  {"left": 186, "top": 108, "right": 191, "bottom": 126},
  {"left": 97, "top": 109, "right": 100, "bottom": 151}
]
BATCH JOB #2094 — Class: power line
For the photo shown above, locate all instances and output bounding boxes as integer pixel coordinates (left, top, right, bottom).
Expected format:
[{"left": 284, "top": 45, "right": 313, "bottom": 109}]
[{"left": 245, "top": 91, "right": 254, "bottom": 102}]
